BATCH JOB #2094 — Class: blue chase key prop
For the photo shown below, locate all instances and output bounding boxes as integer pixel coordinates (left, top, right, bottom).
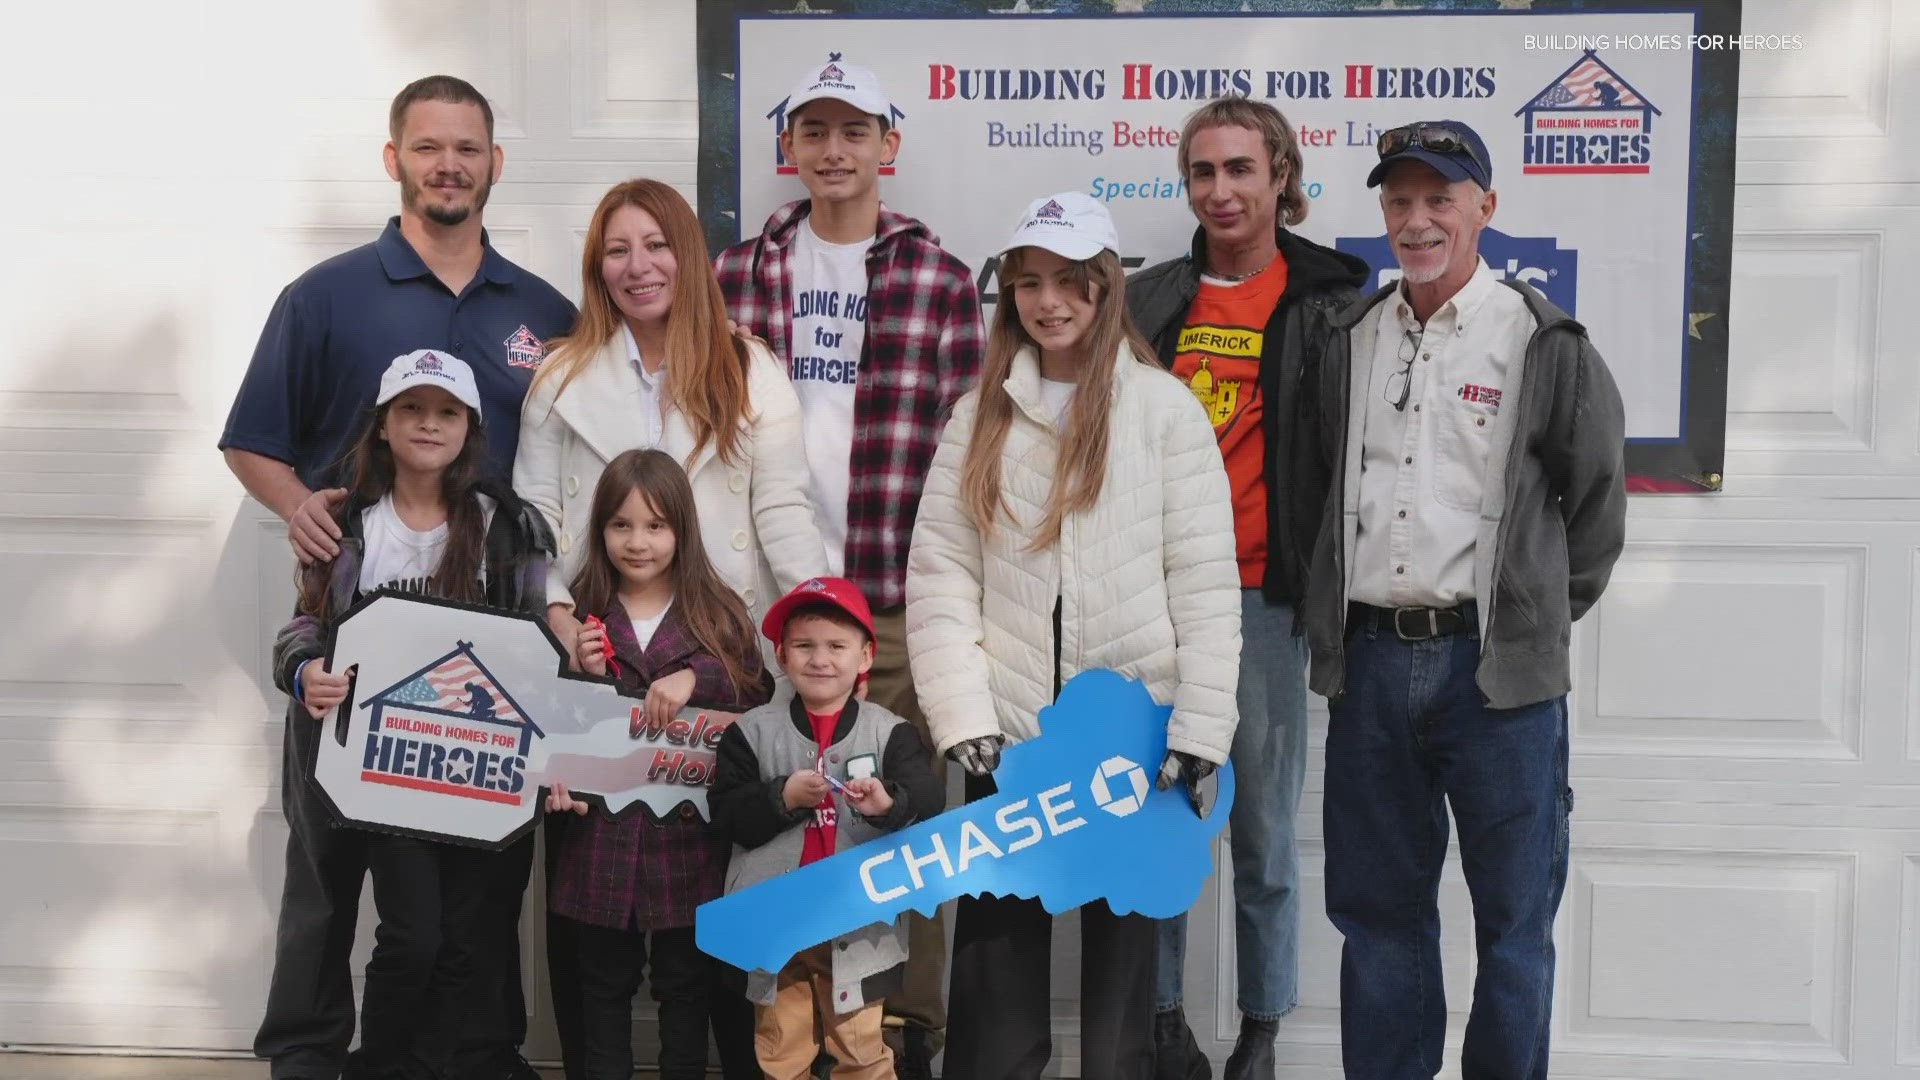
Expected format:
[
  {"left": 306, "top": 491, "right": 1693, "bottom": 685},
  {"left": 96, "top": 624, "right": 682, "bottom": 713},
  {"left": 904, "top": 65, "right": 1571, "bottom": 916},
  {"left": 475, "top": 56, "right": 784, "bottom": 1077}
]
[
  {"left": 309, "top": 591, "right": 746, "bottom": 849},
  {"left": 696, "top": 670, "right": 1235, "bottom": 976}
]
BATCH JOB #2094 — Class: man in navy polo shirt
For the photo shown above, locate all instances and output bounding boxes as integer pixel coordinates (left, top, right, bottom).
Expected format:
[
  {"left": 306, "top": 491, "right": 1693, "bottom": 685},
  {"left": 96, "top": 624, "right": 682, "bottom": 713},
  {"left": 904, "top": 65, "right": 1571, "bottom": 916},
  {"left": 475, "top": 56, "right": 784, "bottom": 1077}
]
[{"left": 221, "top": 75, "right": 574, "bottom": 1080}]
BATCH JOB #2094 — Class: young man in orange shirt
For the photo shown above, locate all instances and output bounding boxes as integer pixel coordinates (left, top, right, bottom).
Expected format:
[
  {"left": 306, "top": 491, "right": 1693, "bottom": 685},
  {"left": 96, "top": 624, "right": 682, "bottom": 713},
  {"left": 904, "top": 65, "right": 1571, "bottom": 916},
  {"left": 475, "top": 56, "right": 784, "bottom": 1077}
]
[{"left": 1126, "top": 97, "right": 1368, "bottom": 1080}]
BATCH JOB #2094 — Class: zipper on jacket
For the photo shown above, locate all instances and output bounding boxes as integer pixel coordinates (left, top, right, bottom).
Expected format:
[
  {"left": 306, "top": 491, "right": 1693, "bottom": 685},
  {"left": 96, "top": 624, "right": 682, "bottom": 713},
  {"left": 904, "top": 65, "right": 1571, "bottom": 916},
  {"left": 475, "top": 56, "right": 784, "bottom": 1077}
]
[{"left": 1052, "top": 596, "right": 1063, "bottom": 702}]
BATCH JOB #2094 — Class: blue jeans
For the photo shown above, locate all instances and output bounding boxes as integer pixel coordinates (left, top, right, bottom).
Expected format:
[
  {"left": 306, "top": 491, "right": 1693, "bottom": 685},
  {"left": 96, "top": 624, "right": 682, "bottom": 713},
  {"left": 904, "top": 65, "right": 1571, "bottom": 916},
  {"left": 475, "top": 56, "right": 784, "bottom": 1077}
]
[
  {"left": 1156, "top": 590, "right": 1308, "bottom": 1022},
  {"left": 1323, "top": 614, "right": 1570, "bottom": 1080}
]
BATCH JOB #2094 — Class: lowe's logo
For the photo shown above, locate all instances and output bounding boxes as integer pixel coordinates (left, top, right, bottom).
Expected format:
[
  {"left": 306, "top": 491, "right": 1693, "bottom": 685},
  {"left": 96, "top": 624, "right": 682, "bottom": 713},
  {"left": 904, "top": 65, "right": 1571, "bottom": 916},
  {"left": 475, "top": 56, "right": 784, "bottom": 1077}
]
[{"left": 1334, "top": 228, "right": 1578, "bottom": 316}]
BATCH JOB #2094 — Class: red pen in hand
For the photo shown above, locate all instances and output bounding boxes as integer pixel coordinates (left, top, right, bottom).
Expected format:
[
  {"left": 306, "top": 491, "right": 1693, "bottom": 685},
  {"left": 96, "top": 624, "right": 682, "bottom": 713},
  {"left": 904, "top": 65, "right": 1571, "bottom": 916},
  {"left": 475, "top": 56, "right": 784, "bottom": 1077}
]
[{"left": 582, "top": 615, "right": 621, "bottom": 679}]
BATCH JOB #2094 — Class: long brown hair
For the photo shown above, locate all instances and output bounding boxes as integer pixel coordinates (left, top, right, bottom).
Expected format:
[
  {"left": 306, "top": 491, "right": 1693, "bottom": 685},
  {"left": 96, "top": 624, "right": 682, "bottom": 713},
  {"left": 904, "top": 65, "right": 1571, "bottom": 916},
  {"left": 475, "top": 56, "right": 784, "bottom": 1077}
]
[
  {"left": 569, "top": 449, "right": 760, "bottom": 697},
  {"left": 298, "top": 400, "right": 491, "bottom": 623},
  {"left": 532, "top": 179, "right": 753, "bottom": 467},
  {"left": 962, "top": 247, "right": 1156, "bottom": 551}
]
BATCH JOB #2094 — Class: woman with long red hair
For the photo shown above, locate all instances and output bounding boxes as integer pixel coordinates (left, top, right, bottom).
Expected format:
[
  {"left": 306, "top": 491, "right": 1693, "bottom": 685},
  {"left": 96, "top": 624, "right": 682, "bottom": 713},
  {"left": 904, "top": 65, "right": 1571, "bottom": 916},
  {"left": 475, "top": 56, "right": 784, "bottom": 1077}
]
[
  {"left": 515, "top": 180, "right": 827, "bottom": 1078},
  {"left": 516, "top": 178, "right": 829, "bottom": 652}
]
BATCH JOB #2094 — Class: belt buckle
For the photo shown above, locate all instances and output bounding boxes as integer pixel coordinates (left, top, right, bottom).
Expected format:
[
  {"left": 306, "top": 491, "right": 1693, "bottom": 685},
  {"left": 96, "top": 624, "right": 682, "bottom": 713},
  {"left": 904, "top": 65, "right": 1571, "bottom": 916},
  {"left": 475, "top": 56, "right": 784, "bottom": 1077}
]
[{"left": 1392, "top": 607, "right": 1439, "bottom": 641}]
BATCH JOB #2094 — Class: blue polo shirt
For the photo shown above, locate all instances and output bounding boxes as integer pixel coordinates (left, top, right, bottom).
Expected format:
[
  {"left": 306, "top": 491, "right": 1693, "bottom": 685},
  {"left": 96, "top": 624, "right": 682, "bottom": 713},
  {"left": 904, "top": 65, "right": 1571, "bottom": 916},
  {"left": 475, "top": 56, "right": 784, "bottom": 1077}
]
[{"left": 219, "top": 217, "right": 577, "bottom": 489}]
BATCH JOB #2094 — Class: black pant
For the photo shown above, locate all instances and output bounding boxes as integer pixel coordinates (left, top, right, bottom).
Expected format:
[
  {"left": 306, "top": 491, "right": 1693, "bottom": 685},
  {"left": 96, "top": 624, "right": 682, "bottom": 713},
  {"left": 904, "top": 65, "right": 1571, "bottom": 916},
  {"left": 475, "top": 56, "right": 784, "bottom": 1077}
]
[
  {"left": 943, "top": 773, "right": 1158, "bottom": 1080},
  {"left": 571, "top": 919, "right": 712, "bottom": 1080},
  {"left": 454, "top": 829, "right": 535, "bottom": 1068},
  {"left": 709, "top": 957, "right": 761, "bottom": 1080},
  {"left": 352, "top": 835, "right": 495, "bottom": 1076},
  {"left": 544, "top": 829, "right": 754, "bottom": 1080},
  {"left": 545, "top": 815, "right": 585, "bottom": 1080},
  {"left": 257, "top": 712, "right": 370, "bottom": 1080}
]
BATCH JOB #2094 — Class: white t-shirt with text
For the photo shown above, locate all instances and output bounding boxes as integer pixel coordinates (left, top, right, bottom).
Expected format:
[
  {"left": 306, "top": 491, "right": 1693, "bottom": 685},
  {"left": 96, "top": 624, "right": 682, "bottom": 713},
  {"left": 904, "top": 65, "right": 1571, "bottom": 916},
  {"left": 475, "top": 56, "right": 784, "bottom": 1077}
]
[
  {"left": 788, "top": 218, "right": 874, "bottom": 576},
  {"left": 359, "top": 492, "right": 497, "bottom": 594}
]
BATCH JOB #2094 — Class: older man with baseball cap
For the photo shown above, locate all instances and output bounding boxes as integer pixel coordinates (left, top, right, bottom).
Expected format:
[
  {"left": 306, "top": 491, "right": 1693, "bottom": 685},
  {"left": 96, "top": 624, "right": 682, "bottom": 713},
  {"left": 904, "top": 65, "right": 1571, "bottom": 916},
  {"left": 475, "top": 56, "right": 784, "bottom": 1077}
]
[{"left": 1299, "top": 120, "right": 1627, "bottom": 1078}]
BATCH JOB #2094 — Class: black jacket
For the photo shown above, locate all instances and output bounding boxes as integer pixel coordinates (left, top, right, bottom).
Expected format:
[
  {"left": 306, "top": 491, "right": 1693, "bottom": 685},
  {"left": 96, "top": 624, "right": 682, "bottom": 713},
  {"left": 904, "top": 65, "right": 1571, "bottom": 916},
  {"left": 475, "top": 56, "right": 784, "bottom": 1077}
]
[{"left": 1125, "top": 225, "right": 1369, "bottom": 605}]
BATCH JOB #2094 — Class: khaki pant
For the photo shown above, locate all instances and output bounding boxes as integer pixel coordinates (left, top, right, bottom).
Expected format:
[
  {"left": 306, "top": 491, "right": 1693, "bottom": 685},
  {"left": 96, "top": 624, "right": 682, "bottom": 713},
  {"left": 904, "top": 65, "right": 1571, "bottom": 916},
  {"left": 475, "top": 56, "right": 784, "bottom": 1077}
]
[
  {"left": 862, "top": 605, "right": 948, "bottom": 1044},
  {"left": 755, "top": 944, "right": 893, "bottom": 1079}
]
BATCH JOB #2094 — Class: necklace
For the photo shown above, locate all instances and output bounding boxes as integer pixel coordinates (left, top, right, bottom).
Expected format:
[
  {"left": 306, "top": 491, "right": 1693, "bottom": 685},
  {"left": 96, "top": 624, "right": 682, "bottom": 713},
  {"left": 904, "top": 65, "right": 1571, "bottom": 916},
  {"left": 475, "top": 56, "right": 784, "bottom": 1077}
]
[{"left": 1207, "top": 256, "right": 1274, "bottom": 284}]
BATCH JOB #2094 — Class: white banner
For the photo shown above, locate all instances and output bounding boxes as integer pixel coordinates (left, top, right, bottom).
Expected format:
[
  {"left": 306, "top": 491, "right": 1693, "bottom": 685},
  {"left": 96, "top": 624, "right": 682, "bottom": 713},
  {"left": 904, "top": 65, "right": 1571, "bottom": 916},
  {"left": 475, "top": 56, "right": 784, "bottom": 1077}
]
[{"left": 735, "top": 11, "right": 1701, "bottom": 441}]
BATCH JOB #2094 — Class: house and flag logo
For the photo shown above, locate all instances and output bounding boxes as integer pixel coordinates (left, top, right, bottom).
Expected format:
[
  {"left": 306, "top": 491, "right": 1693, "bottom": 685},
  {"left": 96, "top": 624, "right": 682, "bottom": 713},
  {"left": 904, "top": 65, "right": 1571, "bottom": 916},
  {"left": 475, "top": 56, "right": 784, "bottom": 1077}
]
[
  {"left": 359, "top": 642, "right": 543, "bottom": 806},
  {"left": 414, "top": 351, "right": 443, "bottom": 373},
  {"left": 504, "top": 325, "right": 547, "bottom": 370},
  {"left": 1516, "top": 50, "right": 1661, "bottom": 175},
  {"left": 819, "top": 62, "right": 845, "bottom": 83},
  {"left": 1036, "top": 199, "right": 1065, "bottom": 220}
]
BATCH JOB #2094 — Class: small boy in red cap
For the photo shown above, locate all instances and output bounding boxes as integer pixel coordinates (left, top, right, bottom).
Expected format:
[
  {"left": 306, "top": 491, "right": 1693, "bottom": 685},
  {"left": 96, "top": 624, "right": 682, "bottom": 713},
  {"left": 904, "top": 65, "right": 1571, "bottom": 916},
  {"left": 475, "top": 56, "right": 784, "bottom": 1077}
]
[{"left": 710, "top": 577, "right": 945, "bottom": 1079}]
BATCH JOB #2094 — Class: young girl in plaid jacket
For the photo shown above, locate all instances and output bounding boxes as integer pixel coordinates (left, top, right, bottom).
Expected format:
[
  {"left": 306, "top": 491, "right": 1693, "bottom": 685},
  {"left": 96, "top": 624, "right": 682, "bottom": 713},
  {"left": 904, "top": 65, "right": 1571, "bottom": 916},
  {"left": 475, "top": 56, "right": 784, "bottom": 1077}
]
[{"left": 542, "top": 448, "right": 774, "bottom": 1080}]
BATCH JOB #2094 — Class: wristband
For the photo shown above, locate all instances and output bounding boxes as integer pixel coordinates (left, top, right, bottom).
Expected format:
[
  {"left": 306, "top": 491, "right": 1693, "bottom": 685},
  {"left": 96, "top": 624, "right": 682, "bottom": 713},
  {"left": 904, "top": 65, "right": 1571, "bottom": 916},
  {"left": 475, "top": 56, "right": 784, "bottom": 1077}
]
[{"left": 293, "top": 661, "right": 307, "bottom": 703}]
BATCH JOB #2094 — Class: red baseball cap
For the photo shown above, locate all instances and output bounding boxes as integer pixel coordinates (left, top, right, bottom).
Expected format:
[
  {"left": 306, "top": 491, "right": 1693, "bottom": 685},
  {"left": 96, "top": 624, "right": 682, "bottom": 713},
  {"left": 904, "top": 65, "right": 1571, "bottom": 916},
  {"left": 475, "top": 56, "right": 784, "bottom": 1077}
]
[{"left": 761, "top": 576, "right": 876, "bottom": 647}]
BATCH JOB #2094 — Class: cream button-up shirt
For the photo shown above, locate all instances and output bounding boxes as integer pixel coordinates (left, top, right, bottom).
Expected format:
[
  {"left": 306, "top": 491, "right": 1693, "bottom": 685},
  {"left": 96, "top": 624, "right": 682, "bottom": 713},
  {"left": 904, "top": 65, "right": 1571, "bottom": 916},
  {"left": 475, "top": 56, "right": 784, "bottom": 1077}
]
[
  {"left": 621, "top": 322, "right": 666, "bottom": 450},
  {"left": 1349, "top": 259, "right": 1535, "bottom": 608}
]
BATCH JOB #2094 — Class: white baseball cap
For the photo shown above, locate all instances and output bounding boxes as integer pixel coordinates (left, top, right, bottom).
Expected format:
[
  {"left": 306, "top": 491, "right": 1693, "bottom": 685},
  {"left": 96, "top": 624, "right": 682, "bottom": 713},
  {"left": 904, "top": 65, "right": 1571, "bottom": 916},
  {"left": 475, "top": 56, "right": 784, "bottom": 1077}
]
[
  {"left": 1000, "top": 191, "right": 1120, "bottom": 262},
  {"left": 786, "top": 57, "right": 892, "bottom": 124},
  {"left": 376, "top": 349, "right": 484, "bottom": 420}
]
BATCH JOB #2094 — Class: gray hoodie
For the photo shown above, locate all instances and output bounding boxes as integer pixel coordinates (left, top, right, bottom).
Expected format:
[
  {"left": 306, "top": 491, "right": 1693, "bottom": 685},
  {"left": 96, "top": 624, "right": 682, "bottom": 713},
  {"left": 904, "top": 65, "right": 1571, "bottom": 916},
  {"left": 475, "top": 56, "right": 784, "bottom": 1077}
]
[{"left": 1303, "top": 279, "right": 1628, "bottom": 709}]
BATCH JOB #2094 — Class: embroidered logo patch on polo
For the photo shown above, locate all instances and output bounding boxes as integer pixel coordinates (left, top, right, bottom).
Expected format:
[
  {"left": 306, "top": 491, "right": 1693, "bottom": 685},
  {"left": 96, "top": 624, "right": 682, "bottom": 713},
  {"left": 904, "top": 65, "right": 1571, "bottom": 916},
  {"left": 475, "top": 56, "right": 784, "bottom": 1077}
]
[
  {"left": 1458, "top": 383, "right": 1503, "bottom": 412},
  {"left": 504, "top": 325, "right": 548, "bottom": 370}
]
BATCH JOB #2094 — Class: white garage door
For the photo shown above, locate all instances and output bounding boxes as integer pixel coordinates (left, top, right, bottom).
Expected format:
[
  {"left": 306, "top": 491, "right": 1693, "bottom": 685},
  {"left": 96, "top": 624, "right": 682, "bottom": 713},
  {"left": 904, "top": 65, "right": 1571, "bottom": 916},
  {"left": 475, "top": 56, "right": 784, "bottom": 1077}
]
[{"left": 3, "top": 1, "right": 1917, "bottom": 1076}]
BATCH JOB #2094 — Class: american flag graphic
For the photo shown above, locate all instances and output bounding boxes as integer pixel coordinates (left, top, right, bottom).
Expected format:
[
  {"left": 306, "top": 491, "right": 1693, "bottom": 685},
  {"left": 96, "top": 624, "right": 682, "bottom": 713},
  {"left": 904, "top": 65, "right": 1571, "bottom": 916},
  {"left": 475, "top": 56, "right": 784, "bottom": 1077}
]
[
  {"left": 387, "top": 648, "right": 524, "bottom": 725},
  {"left": 1541, "top": 56, "right": 1643, "bottom": 108}
]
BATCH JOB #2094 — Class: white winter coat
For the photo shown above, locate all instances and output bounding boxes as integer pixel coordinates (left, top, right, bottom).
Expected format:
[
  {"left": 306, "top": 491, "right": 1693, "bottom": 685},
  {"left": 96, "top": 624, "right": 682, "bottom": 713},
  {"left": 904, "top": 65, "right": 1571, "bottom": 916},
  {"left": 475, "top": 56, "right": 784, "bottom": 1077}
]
[
  {"left": 905, "top": 342, "right": 1242, "bottom": 764},
  {"left": 513, "top": 335, "right": 830, "bottom": 628}
]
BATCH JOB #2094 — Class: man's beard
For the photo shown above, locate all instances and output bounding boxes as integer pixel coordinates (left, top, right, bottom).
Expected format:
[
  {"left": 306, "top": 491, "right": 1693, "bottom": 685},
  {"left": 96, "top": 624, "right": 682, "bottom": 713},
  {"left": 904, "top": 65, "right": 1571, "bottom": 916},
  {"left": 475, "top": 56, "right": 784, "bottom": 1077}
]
[
  {"left": 402, "top": 166, "right": 491, "bottom": 227},
  {"left": 1394, "top": 229, "right": 1449, "bottom": 284}
]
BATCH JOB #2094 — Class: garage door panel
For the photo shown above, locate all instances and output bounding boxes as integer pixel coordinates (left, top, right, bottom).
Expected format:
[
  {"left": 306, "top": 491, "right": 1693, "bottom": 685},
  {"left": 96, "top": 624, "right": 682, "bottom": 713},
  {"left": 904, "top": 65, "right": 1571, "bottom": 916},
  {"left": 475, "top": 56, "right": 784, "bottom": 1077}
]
[
  {"left": 1564, "top": 847, "right": 1853, "bottom": 1062},
  {"left": 0, "top": 800, "right": 266, "bottom": 1046},
  {"left": 1585, "top": 541, "right": 1866, "bottom": 758}
]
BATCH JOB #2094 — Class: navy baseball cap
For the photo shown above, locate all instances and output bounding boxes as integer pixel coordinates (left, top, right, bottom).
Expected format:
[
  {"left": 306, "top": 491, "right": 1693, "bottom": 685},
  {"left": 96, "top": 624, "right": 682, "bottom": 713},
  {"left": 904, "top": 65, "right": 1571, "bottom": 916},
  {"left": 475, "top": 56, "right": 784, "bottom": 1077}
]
[{"left": 1366, "top": 121, "right": 1493, "bottom": 189}]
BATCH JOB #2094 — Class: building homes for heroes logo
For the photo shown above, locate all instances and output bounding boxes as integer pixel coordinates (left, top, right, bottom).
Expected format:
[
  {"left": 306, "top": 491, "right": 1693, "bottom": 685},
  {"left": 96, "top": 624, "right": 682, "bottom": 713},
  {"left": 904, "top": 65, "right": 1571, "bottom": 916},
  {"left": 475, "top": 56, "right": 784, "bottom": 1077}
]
[
  {"left": 1516, "top": 50, "right": 1660, "bottom": 175},
  {"left": 359, "top": 642, "right": 542, "bottom": 805}
]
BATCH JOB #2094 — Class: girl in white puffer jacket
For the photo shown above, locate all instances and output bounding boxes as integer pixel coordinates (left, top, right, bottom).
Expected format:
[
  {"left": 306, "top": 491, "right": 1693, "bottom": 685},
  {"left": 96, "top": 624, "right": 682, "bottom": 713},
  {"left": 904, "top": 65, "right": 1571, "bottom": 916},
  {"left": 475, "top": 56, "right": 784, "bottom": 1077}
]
[{"left": 905, "top": 192, "right": 1242, "bottom": 1080}]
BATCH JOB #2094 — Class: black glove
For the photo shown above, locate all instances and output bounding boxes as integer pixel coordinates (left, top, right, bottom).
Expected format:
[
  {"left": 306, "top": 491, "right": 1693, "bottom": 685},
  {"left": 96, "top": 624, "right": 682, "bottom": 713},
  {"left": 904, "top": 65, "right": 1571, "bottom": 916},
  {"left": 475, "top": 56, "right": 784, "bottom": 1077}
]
[
  {"left": 1156, "top": 749, "right": 1218, "bottom": 817},
  {"left": 946, "top": 735, "right": 1005, "bottom": 777}
]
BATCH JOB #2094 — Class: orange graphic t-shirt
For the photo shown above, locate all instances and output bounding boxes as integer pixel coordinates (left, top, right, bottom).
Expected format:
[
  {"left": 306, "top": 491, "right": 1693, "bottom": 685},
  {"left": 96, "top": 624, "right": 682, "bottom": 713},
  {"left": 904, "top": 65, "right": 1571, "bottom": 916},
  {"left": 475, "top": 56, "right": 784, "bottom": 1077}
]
[{"left": 1170, "top": 256, "right": 1289, "bottom": 587}]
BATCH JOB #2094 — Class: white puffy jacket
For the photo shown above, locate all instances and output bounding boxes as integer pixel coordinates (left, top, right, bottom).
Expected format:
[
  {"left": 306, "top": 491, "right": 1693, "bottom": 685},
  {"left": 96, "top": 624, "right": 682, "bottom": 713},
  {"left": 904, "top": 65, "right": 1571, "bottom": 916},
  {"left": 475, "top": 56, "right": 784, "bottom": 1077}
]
[{"left": 906, "top": 342, "right": 1242, "bottom": 764}]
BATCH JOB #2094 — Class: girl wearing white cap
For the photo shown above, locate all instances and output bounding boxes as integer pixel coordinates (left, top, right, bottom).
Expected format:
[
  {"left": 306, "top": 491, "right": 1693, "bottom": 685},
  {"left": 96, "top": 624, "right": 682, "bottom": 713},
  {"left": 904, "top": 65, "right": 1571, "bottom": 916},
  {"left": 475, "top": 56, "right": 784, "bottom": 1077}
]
[
  {"left": 905, "top": 194, "right": 1242, "bottom": 1079},
  {"left": 269, "top": 350, "right": 557, "bottom": 1079}
]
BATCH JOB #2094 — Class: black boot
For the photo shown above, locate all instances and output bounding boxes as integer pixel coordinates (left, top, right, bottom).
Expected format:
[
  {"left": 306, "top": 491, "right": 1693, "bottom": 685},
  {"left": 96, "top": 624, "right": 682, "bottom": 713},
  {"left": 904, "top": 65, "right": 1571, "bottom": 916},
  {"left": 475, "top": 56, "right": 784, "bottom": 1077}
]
[
  {"left": 1221, "top": 1016, "right": 1279, "bottom": 1080},
  {"left": 1152, "top": 1007, "right": 1211, "bottom": 1080}
]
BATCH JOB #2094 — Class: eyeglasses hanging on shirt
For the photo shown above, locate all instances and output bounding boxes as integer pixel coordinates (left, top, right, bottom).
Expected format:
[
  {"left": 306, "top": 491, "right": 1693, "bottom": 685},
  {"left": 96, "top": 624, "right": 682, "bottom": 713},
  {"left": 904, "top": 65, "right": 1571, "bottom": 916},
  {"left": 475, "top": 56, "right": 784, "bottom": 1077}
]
[{"left": 1385, "top": 326, "right": 1426, "bottom": 412}]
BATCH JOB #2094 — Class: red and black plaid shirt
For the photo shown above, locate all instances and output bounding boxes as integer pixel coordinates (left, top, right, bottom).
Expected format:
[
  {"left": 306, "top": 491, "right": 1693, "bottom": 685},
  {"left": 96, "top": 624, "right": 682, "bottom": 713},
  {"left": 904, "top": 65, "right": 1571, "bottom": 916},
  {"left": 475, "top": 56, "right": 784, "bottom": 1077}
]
[
  {"left": 715, "top": 200, "right": 986, "bottom": 609},
  {"left": 546, "top": 602, "right": 772, "bottom": 932}
]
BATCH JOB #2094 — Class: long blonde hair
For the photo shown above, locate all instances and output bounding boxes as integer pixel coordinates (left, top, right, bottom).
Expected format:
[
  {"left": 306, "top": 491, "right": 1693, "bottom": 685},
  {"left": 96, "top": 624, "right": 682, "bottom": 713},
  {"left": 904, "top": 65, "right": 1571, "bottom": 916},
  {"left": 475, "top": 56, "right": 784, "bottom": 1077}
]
[
  {"left": 961, "top": 247, "right": 1156, "bottom": 550},
  {"left": 532, "top": 179, "right": 752, "bottom": 466}
]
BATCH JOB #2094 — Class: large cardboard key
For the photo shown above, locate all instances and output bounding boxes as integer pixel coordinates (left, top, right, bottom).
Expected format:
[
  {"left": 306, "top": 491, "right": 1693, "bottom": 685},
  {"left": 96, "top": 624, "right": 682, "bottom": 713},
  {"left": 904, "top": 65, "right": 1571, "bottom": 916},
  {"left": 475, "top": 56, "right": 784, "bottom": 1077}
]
[
  {"left": 696, "top": 670, "right": 1235, "bottom": 976},
  {"left": 310, "top": 591, "right": 741, "bottom": 848}
]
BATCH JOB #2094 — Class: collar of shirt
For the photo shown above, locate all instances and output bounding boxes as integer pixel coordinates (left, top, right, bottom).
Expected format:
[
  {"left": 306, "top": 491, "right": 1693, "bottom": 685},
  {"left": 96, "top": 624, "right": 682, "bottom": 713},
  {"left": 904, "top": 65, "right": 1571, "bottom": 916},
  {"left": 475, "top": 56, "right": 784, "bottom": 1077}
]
[
  {"left": 621, "top": 323, "right": 663, "bottom": 390},
  {"left": 1394, "top": 257, "right": 1498, "bottom": 337},
  {"left": 374, "top": 216, "right": 516, "bottom": 287}
]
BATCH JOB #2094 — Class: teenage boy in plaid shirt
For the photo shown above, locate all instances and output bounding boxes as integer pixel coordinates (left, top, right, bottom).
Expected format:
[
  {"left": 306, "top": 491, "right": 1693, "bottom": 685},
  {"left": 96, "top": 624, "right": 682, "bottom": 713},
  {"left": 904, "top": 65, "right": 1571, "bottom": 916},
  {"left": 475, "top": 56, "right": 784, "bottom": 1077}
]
[{"left": 714, "top": 55, "right": 983, "bottom": 1078}]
